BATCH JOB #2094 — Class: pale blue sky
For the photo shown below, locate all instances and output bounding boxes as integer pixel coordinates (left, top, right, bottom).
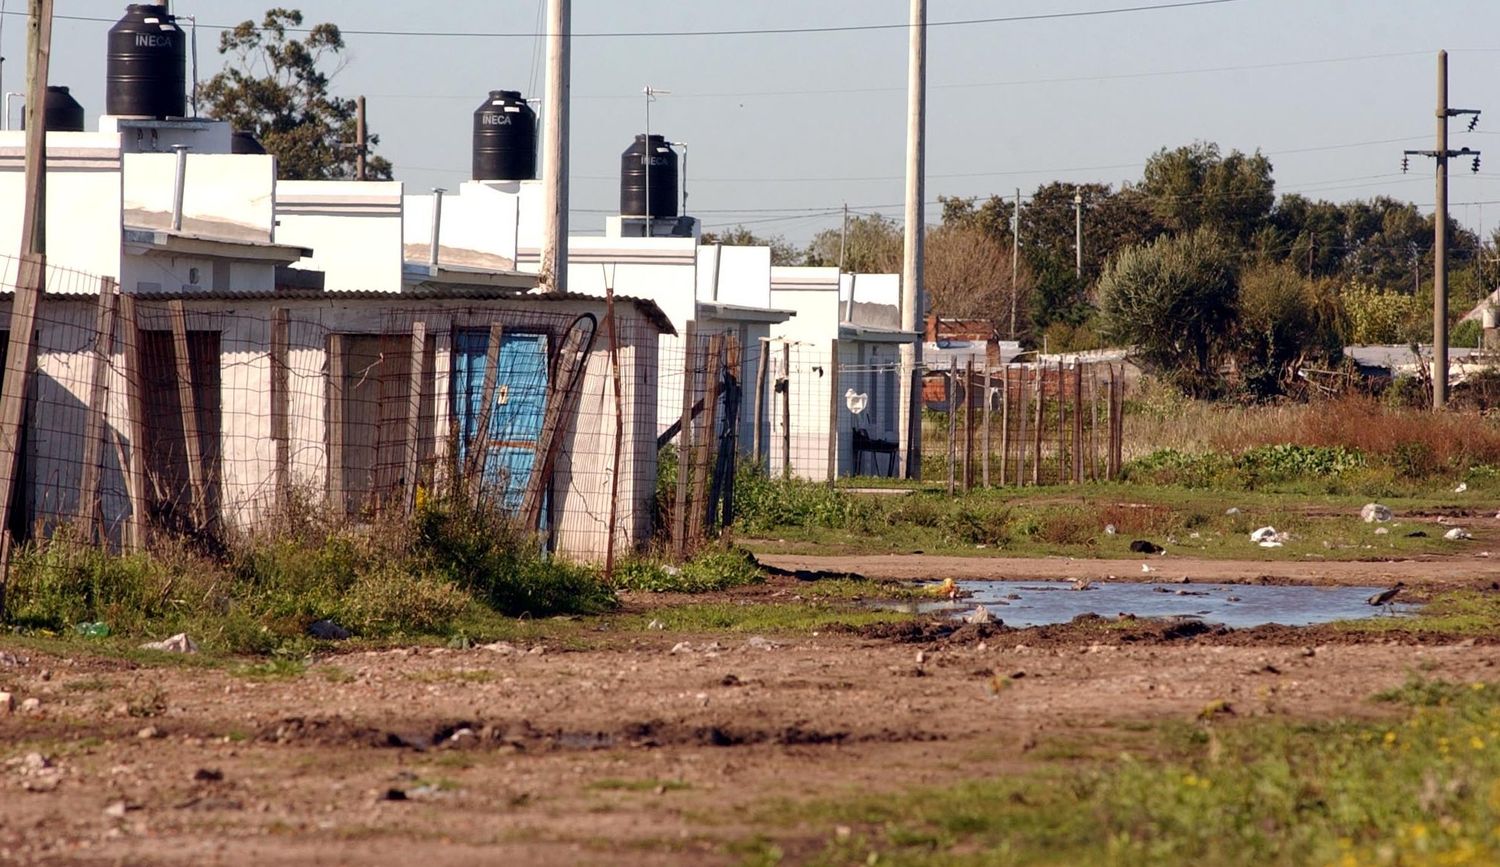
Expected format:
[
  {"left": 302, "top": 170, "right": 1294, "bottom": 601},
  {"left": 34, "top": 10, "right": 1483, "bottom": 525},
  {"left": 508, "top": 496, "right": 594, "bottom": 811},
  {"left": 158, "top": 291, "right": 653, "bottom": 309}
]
[{"left": 11, "top": 1, "right": 1500, "bottom": 243}]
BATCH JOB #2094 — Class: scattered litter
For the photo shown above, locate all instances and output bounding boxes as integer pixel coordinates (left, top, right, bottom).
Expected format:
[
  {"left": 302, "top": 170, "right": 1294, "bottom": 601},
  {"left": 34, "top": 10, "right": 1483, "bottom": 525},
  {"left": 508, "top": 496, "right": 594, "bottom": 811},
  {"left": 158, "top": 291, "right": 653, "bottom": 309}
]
[
  {"left": 1259, "top": 541, "right": 1284, "bottom": 548},
  {"left": 1129, "top": 540, "right": 1165, "bottom": 555},
  {"left": 1104, "top": 523, "right": 1117, "bottom": 536},
  {"left": 1455, "top": 482, "right": 1469, "bottom": 494},
  {"left": 1141, "top": 564, "right": 1155, "bottom": 574},
  {"left": 745, "top": 636, "right": 781, "bottom": 651},
  {"left": 1360, "top": 503, "right": 1393, "bottom": 523},
  {"left": 480, "top": 641, "right": 517, "bottom": 655},
  {"left": 1249, "top": 526, "right": 1288, "bottom": 544},
  {"left": 103, "top": 801, "right": 133, "bottom": 819},
  {"left": 192, "top": 768, "right": 224, "bottom": 783},
  {"left": 1070, "top": 578, "right": 1094, "bottom": 591},
  {"left": 307, "top": 619, "right": 350, "bottom": 641},
  {"left": 1445, "top": 527, "right": 1473, "bottom": 541},
  {"left": 140, "top": 633, "right": 198, "bottom": 654},
  {"left": 19, "top": 697, "right": 41, "bottom": 714},
  {"left": 136, "top": 726, "right": 161, "bottom": 740},
  {"left": 966, "top": 605, "right": 995, "bottom": 625},
  {"left": 669, "top": 641, "right": 692, "bottom": 655},
  {"left": 646, "top": 619, "right": 665, "bottom": 630},
  {"left": 73, "top": 621, "right": 110, "bottom": 638},
  {"left": 1225, "top": 507, "right": 1241, "bottom": 516},
  {"left": 1406, "top": 530, "right": 1428, "bottom": 538},
  {"left": 1374, "top": 527, "right": 1389, "bottom": 536}
]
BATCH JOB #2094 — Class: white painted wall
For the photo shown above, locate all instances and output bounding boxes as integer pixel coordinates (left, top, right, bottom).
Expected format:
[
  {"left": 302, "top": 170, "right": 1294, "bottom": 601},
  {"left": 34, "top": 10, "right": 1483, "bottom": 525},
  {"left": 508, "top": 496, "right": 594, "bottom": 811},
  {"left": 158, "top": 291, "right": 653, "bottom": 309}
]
[
  {"left": 0, "top": 132, "right": 123, "bottom": 289},
  {"left": 123, "top": 153, "right": 276, "bottom": 241},
  {"left": 275, "top": 181, "right": 405, "bottom": 292},
  {"left": 696, "top": 245, "right": 771, "bottom": 308},
  {"left": 17, "top": 295, "right": 663, "bottom": 561},
  {"left": 767, "top": 268, "right": 841, "bottom": 481}
]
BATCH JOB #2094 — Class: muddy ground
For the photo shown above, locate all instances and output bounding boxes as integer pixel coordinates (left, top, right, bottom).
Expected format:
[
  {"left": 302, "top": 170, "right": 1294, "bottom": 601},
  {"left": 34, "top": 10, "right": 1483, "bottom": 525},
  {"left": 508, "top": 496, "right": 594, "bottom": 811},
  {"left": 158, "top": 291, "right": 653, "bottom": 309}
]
[{"left": 3, "top": 553, "right": 1499, "bottom": 866}]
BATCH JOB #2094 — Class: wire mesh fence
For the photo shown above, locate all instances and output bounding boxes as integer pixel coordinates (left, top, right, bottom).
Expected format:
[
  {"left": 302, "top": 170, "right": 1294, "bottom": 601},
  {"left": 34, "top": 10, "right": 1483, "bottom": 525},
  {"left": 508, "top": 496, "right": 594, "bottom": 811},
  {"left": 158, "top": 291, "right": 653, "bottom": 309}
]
[{"left": 2, "top": 257, "right": 666, "bottom": 562}]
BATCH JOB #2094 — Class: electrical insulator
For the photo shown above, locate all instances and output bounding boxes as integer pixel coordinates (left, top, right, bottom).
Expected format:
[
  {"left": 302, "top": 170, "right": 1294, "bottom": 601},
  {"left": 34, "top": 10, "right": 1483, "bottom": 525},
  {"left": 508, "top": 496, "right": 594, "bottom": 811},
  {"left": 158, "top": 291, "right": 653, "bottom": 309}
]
[
  {"left": 1469, "top": 115, "right": 1480, "bottom": 132},
  {"left": 1402, "top": 155, "right": 1409, "bottom": 173},
  {"left": 1474, "top": 155, "right": 1482, "bottom": 173}
]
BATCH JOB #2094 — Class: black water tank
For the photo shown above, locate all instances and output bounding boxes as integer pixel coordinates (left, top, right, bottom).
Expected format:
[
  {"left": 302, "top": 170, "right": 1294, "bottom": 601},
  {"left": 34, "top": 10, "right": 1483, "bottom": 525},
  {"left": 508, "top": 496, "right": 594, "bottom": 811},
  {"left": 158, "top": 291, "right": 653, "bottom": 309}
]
[
  {"left": 43, "top": 86, "right": 85, "bottom": 132},
  {"left": 231, "top": 130, "right": 266, "bottom": 155},
  {"left": 106, "top": 4, "right": 186, "bottom": 118},
  {"left": 620, "top": 134, "right": 678, "bottom": 219},
  {"left": 472, "top": 90, "right": 536, "bottom": 181}
]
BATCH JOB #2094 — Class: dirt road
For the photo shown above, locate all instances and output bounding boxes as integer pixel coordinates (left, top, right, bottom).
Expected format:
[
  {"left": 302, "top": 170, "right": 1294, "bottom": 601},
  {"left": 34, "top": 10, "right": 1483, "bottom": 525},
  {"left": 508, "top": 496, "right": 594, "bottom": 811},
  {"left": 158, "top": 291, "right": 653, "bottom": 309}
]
[{"left": 1, "top": 559, "right": 1496, "bottom": 865}]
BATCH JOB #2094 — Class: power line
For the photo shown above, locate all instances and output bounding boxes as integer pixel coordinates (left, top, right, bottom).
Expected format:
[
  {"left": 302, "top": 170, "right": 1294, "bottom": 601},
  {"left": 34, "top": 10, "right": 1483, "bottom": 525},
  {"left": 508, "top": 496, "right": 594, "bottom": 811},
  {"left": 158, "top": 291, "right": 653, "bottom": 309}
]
[{"left": 23, "top": 0, "right": 1245, "bottom": 39}]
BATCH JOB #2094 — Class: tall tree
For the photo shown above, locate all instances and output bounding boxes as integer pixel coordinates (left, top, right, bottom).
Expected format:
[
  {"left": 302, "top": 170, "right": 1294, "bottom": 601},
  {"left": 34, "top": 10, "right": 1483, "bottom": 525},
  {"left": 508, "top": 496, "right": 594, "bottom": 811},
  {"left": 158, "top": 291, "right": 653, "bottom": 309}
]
[
  {"left": 1098, "top": 228, "right": 1240, "bottom": 397},
  {"left": 699, "top": 226, "right": 802, "bottom": 266},
  {"left": 201, "top": 8, "right": 392, "bottom": 180},
  {"left": 804, "top": 213, "right": 902, "bottom": 274},
  {"left": 924, "top": 223, "right": 1030, "bottom": 328},
  {"left": 1140, "top": 142, "right": 1274, "bottom": 243}
]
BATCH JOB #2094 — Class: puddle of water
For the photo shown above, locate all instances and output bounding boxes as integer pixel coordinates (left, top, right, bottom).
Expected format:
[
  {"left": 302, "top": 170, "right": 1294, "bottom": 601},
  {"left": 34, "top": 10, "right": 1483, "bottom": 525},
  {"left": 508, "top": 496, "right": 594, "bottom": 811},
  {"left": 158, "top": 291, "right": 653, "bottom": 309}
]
[{"left": 891, "top": 581, "right": 1416, "bottom": 629}]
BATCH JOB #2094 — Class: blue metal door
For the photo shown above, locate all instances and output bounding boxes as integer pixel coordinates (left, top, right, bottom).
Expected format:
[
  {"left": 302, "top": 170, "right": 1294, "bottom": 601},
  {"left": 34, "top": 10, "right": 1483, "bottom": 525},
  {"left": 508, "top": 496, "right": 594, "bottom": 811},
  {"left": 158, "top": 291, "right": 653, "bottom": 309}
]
[{"left": 452, "top": 330, "right": 549, "bottom": 510}]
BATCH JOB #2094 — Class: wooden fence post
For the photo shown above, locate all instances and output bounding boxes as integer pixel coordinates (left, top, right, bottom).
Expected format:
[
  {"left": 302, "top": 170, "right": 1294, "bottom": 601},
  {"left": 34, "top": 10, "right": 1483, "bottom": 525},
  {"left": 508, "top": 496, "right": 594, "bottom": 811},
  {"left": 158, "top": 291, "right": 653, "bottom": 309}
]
[
  {"left": 270, "top": 307, "right": 290, "bottom": 510},
  {"left": 76, "top": 279, "right": 118, "bottom": 540},
  {"left": 1055, "top": 360, "right": 1066, "bottom": 485},
  {"left": 467, "top": 323, "right": 505, "bottom": 504},
  {"left": 326, "top": 333, "right": 346, "bottom": 514},
  {"left": 963, "top": 358, "right": 975, "bottom": 492},
  {"left": 946, "top": 358, "right": 957, "bottom": 496},
  {"left": 403, "top": 321, "right": 426, "bottom": 515},
  {"left": 1032, "top": 364, "right": 1043, "bottom": 486},
  {"left": 780, "top": 342, "right": 792, "bottom": 480},
  {"left": 691, "top": 334, "right": 722, "bottom": 540},
  {"left": 119, "top": 294, "right": 148, "bottom": 552},
  {"left": 672, "top": 323, "right": 697, "bottom": 559},
  {"left": 999, "top": 366, "right": 1009, "bottom": 487},
  {"left": 827, "top": 339, "right": 840, "bottom": 486},
  {"left": 1016, "top": 366, "right": 1028, "bottom": 487},
  {"left": 168, "top": 300, "right": 207, "bottom": 529},
  {"left": 752, "top": 338, "right": 768, "bottom": 467},
  {"left": 981, "top": 361, "right": 991, "bottom": 488},
  {"left": 1072, "top": 362, "right": 1084, "bottom": 484}
]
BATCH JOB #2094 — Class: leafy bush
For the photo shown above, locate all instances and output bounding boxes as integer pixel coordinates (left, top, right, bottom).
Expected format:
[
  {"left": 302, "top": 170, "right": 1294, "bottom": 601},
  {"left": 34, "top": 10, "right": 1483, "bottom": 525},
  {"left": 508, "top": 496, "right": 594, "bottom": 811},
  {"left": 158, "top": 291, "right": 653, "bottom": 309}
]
[
  {"left": 1122, "top": 449, "right": 1237, "bottom": 488},
  {"left": 1343, "top": 281, "right": 1417, "bottom": 344},
  {"left": 1236, "top": 443, "right": 1366, "bottom": 481},
  {"left": 1098, "top": 227, "right": 1240, "bottom": 397},
  {"left": 734, "top": 468, "right": 867, "bottom": 532},
  {"left": 614, "top": 549, "right": 764, "bottom": 593}
]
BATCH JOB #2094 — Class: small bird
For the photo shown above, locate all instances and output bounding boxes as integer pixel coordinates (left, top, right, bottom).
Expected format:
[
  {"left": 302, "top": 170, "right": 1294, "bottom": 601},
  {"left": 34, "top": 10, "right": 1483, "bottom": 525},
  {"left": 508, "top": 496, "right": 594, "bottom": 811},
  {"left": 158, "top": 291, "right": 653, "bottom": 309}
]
[
  {"left": 1367, "top": 582, "right": 1405, "bottom": 608},
  {"left": 1070, "top": 578, "right": 1094, "bottom": 591}
]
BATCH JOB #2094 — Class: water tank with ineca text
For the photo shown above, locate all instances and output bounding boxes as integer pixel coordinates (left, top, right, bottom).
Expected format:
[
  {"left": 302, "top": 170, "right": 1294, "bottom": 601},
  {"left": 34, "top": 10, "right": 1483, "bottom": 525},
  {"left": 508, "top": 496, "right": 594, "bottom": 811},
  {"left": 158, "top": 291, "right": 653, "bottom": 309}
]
[
  {"left": 106, "top": 4, "right": 187, "bottom": 119},
  {"left": 472, "top": 90, "right": 537, "bottom": 181},
  {"left": 620, "top": 134, "right": 678, "bottom": 220}
]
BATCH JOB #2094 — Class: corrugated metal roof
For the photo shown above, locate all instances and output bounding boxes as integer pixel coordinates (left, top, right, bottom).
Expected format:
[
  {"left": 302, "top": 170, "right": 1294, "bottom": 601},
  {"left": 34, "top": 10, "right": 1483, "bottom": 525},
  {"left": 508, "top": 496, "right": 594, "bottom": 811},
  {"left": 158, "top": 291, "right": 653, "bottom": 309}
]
[{"left": 20, "top": 287, "right": 678, "bottom": 335}]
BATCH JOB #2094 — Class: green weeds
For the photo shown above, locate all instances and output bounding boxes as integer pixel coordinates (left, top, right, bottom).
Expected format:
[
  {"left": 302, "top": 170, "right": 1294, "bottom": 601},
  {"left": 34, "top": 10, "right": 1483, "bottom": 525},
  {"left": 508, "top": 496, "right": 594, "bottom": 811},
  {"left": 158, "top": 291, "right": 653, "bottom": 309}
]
[{"left": 749, "top": 679, "right": 1500, "bottom": 866}]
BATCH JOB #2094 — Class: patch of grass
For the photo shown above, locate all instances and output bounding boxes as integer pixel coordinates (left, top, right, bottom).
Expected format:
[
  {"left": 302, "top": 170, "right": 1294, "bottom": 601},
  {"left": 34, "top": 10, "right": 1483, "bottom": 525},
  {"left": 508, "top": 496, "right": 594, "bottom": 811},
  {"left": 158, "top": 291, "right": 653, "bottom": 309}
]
[
  {"left": 750, "top": 680, "right": 1500, "bottom": 866},
  {"left": 621, "top": 602, "right": 913, "bottom": 634},
  {"left": 614, "top": 548, "right": 765, "bottom": 593},
  {"left": 61, "top": 676, "right": 112, "bottom": 693},
  {"left": 2, "top": 492, "right": 618, "bottom": 656},
  {"left": 795, "top": 578, "right": 927, "bottom": 601},
  {"left": 587, "top": 778, "right": 692, "bottom": 793},
  {"left": 1336, "top": 591, "right": 1500, "bottom": 637}
]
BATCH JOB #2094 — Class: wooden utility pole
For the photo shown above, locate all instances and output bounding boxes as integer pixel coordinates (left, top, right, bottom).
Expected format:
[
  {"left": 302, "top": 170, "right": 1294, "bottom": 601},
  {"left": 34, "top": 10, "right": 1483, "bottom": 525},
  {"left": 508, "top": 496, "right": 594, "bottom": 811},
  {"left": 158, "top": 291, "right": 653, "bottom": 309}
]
[
  {"left": 1403, "top": 49, "right": 1481, "bottom": 410},
  {"left": 897, "top": 0, "right": 926, "bottom": 479},
  {"left": 539, "top": 0, "right": 570, "bottom": 294},
  {"left": 355, "top": 96, "right": 367, "bottom": 181},
  {"left": 1011, "top": 187, "right": 1020, "bottom": 340},
  {"left": 0, "top": 0, "right": 53, "bottom": 610}
]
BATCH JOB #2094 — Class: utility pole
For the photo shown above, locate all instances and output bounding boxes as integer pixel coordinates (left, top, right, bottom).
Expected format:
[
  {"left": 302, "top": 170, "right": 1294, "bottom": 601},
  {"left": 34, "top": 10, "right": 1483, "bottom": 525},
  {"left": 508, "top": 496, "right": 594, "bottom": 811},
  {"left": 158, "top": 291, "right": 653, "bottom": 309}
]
[
  {"left": 0, "top": 0, "right": 53, "bottom": 615},
  {"left": 1403, "top": 49, "right": 1481, "bottom": 410},
  {"left": 838, "top": 202, "right": 849, "bottom": 273},
  {"left": 897, "top": 0, "right": 926, "bottom": 479},
  {"left": 1011, "top": 187, "right": 1019, "bottom": 340},
  {"left": 539, "top": 0, "right": 570, "bottom": 294},
  {"left": 1073, "top": 189, "right": 1083, "bottom": 278},
  {"left": 355, "top": 95, "right": 367, "bottom": 181}
]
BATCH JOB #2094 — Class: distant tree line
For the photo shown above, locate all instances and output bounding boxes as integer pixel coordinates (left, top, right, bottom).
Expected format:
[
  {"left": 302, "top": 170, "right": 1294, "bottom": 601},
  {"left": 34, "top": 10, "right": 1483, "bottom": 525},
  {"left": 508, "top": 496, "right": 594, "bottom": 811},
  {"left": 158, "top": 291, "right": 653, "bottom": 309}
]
[{"left": 717, "top": 140, "right": 1498, "bottom": 400}]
